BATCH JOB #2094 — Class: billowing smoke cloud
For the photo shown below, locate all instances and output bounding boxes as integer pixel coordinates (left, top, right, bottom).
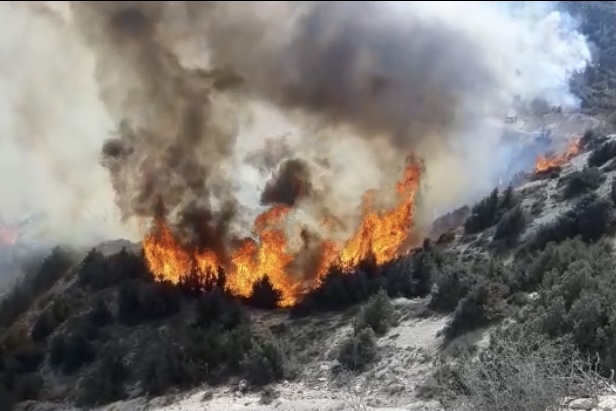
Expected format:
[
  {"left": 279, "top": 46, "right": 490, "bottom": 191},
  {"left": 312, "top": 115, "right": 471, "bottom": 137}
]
[
  {"left": 70, "top": 1, "right": 588, "bottom": 234},
  {"left": 0, "top": 2, "right": 136, "bottom": 250},
  {"left": 261, "top": 159, "right": 312, "bottom": 208},
  {"left": 0, "top": 1, "right": 592, "bottom": 286}
]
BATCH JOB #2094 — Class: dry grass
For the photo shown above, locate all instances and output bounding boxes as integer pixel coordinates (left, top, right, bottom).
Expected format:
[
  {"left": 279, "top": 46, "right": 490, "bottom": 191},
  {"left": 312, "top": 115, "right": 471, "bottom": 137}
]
[{"left": 446, "top": 330, "right": 605, "bottom": 411}]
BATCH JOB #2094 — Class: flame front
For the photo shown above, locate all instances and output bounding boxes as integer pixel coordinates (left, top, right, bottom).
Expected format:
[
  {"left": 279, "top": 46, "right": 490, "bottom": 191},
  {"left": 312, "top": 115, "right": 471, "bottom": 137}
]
[
  {"left": 535, "top": 138, "right": 581, "bottom": 174},
  {"left": 142, "top": 159, "right": 422, "bottom": 307}
]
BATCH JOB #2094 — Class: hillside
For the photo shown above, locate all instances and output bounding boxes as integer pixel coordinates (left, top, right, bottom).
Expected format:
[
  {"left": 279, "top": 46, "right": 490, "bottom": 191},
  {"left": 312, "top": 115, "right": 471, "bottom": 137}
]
[
  {"left": 0, "top": 127, "right": 616, "bottom": 411},
  {"left": 1, "top": 2, "right": 616, "bottom": 411},
  {"left": 562, "top": 1, "right": 616, "bottom": 122}
]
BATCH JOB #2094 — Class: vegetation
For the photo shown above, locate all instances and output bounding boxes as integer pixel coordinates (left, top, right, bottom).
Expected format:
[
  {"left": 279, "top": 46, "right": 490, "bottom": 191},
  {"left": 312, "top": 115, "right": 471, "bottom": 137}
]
[
  {"left": 353, "top": 290, "right": 395, "bottom": 336},
  {"left": 292, "top": 240, "right": 445, "bottom": 316},
  {"left": 425, "top": 328, "right": 598, "bottom": 411},
  {"left": 0, "top": 244, "right": 298, "bottom": 408},
  {"left": 337, "top": 328, "right": 378, "bottom": 372},
  {"left": 562, "top": 1, "right": 616, "bottom": 119},
  {"left": 559, "top": 167, "right": 605, "bottom": 199},
  {"left": 588, "top": 140, "right": 616, "bottom": 168},
  {"left": 464, "top": 186, "right": 519, "bottom": 235},
  {"left": 492, "top": 205, "right": 528, "bottom": 247},
  {"left": 0, "top": 247, "right": 75, "bottom": 330}
]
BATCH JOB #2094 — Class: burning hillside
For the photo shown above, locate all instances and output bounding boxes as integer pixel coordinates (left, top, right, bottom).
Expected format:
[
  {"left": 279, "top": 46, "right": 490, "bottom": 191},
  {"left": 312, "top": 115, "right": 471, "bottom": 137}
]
[
  {"left": 534, "top": 138, "right": 582, "bottom": 174},
  {"left": 143, "top": 157, "right": 422, "bottom": 307}
]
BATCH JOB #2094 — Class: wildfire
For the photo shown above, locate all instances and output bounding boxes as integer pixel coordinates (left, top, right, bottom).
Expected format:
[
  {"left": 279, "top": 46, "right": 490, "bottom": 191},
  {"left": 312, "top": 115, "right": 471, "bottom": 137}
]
[
  {"left": 535, "top": 138, "right": 582, "bottom": 174},
  {"left": 143, "top": 158, "right": 423, "bottom": 307}
]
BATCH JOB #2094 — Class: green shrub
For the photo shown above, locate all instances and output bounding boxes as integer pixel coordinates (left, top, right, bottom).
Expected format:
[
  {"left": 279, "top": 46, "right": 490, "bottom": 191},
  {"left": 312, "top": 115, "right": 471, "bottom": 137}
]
[
  {"left": 78, "top": 354, "right": 127, "bottom": 406},
  {"left": 247, "top": 277, "right": 282, "bottom": 309},
  {"left": 195, "top": 289, "right": 246, "bottom": 330},
  {"left": 139, "top": 342, "right": 194, "bottom": 396},
  {"left": 117, "top": 280, "right": 180, "bottom": 325},
  {"left": 559, "top": 167, "right": 605, "bottom": 199},
  {"left": 79, "top": 248, "right": 150, "bottom": 289},
  {"left": 242, "top": 333, "right": 288, "bottom": 386},
  {"left": 48, "top": 332, "right": 96, "bottom": 375},
  {"left": 429, "top": 263, "right": 475, "bottom": 312},
  {"left": 588, "top": 140, "right": 616, "bottom": 167},
  {"left": 465, "top": 189, "right": 500, "bottom": 234},
  {"left": 354, "top": 289, "right": 394, "bottom": 336},
  {"left": 30, "top": 299, "right": 71, "bottom": 343},
  {"left": 337, "top": 328, "right": 378, "bottom": 372},
  {"left": 516, "top": 239, "right": 616, "bottom": 373},
  {"left": 492, "top": 205, "right": 527, "bottom": 247},
  {"left": 444, "top": 281, "right": 507, "bottom": 341},
  {"left": 0, "top": 247, "right": 74, "bottom": 329},
  {"left": 292, "top": 242, "right": 446, "bottom": 316},
  {"left": 464, "top": 187, "right": 519, "bottom": 234},
  {"left": 528, "top": 194, "right": 614, "bottom": 251},
  {"left": 513, "top": 238, "right": 613, "bottom": 292},
  {"left": 86, "top": 299, "right": 112, "bottom": 327}
]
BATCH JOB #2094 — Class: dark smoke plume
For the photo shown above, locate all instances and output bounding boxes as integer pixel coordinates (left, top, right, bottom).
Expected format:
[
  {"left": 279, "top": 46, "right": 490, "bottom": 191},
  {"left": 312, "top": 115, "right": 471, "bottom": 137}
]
[
  {"left": 69, "top": 2, "right": 242, "bottom": 246},
  {"left": 260, "top": 158, "right": 312, "bottom": 207},
  {"left": 64, "top": 0, "right": 590, "bottom": 247}
]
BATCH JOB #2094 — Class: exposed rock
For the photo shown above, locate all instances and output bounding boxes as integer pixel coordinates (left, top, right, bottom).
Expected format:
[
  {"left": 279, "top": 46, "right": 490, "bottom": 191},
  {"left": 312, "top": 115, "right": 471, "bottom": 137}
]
[
  {"left": 568, "top": 397, "right": 597, "bottom": 410},
  {"left": 238, "top": 379, "right": 249, "bottom": 394}
]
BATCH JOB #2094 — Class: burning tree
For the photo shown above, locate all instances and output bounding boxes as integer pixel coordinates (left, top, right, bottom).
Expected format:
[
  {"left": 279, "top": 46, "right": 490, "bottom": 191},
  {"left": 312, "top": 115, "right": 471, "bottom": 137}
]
[{"left": 142, "top": 157, "right": 424, "bottom": 308}]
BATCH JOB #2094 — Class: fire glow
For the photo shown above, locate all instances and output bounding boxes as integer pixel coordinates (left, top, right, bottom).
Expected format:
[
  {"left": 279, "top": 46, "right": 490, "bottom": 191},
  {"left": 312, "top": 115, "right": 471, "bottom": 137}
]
[
  {"left": 534, "top": 138, "right": 582, "bottom": 174},
  {"left": 143, "top": 158, "right": 422, "bottom": 307}
]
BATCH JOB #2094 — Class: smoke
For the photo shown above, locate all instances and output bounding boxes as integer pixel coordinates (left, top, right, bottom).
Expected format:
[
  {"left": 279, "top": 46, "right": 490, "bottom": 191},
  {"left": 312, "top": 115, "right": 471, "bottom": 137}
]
[
  {"left": 261, "top": 158, "right": 313, "bottom": 208},
  {"left": 0, "top": 1, "right": 592, "bottom": 285},
  {"left": 0, "top": 2, "right": 136, "bottom": 252}
]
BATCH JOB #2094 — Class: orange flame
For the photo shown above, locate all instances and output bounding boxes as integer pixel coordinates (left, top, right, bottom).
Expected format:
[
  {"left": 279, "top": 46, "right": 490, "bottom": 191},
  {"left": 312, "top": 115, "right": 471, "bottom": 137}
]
[
  {"left": 535, "top": 138, "right": 581, "bottom": 174},
  {"left": 142, "top": 158, "right": 423, "bottom": 307}
]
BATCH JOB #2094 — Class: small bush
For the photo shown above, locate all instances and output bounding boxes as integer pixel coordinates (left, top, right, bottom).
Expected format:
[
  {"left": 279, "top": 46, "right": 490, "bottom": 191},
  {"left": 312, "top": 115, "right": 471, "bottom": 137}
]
[
  {"left": 79, "top": 248, "right": 151, "bottom": 290},
  {"left": 528, "top": 194, "right": 615, "bottom": 251},
  {"left": 117, "top": 280, "right": 181, "bottom": 325},
  {"left": 448, "top": 328, "right": 596, "bottom": 411},
  {"left": 247, "top": 277, "right": 282, "bottom": 309},
  {"left": 86, "top": 299, "right": 112, "bottom": 327},
  {"left": 139, "top": 342, "right": 193, "bottom": 396},
  {"left": 354, "top": 290, "right": 394, "bottom": 336},
  {"left": 195, "top": 289, "right": 246, "bottom": 330},
  {"left": 78, "top": 354, "right": 127, "bottom": 406},
  {"left": 559, "top": 167, "right": 605, "bottom": 199},
  {"left": 48, "top": 332, "right": 96, "bottom": 375},
  {"left": 292, "top": 243, "right": 446, "bottom": 316},
  {"left": 242, "top": 333, "right": 288, "bottom": 386},
  {"left": 588, "top": 139, "right": 616, "bottom": 167},
  {"left": 429, "top": 263, "right": 475, "bottom": 312},
  {"left": 30, "top": 299, "right": 71, "bottom": 343},
  {"left": 464, "top": 189, "right": 500, "bottom": 234},
  {"left": 492, "top": 205, "right": 527, "bottom": 247},
  {"left": 444, "top": 281, "right": 507, "bottom": 341},
  {"left": 464, "top": 187, "right": 519, "bottom": 235},
  {"left": 337, "top": 328, "right": 378, "bottom": 372}
]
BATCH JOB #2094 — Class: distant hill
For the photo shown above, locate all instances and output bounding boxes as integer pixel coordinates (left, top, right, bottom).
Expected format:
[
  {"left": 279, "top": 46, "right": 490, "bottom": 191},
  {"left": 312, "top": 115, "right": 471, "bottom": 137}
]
[{"left": 562, "top": 1, "right": 616, "bottom": 122}]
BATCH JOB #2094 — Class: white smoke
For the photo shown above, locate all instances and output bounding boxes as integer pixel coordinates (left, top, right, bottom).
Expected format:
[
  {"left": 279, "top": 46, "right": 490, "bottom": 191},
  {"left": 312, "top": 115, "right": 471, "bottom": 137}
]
[{"left": 0, "top": 1, "right": 139, "bottom": 250}]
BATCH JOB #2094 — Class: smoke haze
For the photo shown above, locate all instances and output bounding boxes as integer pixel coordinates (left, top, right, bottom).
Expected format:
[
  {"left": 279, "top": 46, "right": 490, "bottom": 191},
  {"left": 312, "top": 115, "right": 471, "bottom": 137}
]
[{"left": 0, "top": 1, "right": 592, "bottom": 283}]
